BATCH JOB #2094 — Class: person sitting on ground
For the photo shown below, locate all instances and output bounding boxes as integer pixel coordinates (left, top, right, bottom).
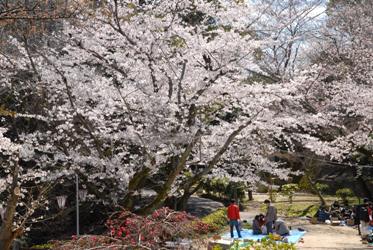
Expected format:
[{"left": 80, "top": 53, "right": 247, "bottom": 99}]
[
  {"left": 258, "top": 214, "right": 266, "bottom": 226},
  {"left": 368, "top": 201, "right": 373, "bottom": 226},
  {"left": 331, "top": 200, "right": 340, "bottom": 210},
  {"left": 315, "top": 205, "right": 330, "bottom": 222},
  {"left": 252, "top": 215, "right": 262, "bottom": 235},
  {"left": 258, "top": 213, "right": 267, "bottom": 234},
  {"left": 264, "top": 199, "right": 277, "bottom": 234},
  {"left": 274, "top": 219, "right": 290, "bottom": 236},
  {"left": 330, "top": 201, "right": 341, "bottom": 219},
  {"left": 227, "top": 199, "right": 242, "bottom": 238}
]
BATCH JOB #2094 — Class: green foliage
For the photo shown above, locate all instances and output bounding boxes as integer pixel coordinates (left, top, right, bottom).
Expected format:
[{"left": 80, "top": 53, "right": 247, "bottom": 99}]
[
  {"left": 212, "top": 245, "right": 224, "bottom": 250},
  {"left": 269, "top": 190, "right": 278, "bottom": 202},
  {"left": 257, "top": 184, "right": 269, "bottom": 193},
  {"left": 298, "top": 175, "right": 312, "bottom": 192},
  {"left": 315, "top": 183, "right": 329, "bottom": 194},
  {"left": 202, "top": 177, "right": 228, "bottom": 197},
  {"left": 170, "top": 35, "right": 186, "bottom": 48},
  {"left": 280, "top": 184, "right": 299, "bottom": 204},
  {"left": 201, "top": 208, "right": 227, "bottom": 231},
  {"left": 202, "top": 178, "right": 246, "bottom": 201},
  {"left": 335, "top": 188, "right": 354, "bottom": 202},
  {"left": 30, "top": 243, "right": 54, "bottom": 249},
  {"left": 229, "top": 235, "right": 297, "bottom": 250},
  {"left": 225, "top": 181, "right": 246, "bottom": 201}
]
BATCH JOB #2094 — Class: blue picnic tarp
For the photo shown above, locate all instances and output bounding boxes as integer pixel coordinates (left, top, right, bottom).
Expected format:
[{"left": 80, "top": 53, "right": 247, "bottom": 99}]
[{"left": 222, "top": 229, "right": 306, "bottom": 244}]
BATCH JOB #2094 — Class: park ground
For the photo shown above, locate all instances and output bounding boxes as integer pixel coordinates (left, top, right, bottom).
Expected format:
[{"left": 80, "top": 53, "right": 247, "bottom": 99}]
[{"left": 194, "top": 193, "right": 371, "bottom": 250}]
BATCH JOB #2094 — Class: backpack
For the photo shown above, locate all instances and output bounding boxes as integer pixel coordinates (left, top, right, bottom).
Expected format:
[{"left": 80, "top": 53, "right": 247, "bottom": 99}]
[{"left": 359, "top": 206, "right": 370, "bottom": 222}]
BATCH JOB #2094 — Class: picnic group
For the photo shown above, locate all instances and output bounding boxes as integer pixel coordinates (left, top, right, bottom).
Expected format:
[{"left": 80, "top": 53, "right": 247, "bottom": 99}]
[
  {"left": 227, "top": 198, "right": 373, "bottom": 243},
  {"left": 227, "top": 199, "right": 290, "bottom": 239},
  {"left": 314, "top": 197, "right": 373, "bottom": 242}
]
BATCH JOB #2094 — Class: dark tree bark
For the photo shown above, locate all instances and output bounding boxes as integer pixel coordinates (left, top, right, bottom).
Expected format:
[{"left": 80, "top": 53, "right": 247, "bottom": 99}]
[
  {"left": 137, "top": 130, "right": 202, "bottom": 215},
  {"left": 248, "top": 190, "right": 253, "bottom": 201},
  {"left": 122, "top": 167, "right": 151, "bottom": 210},
  {"left": 176, "top": 111, "right": 262, "bottom": 210},
  {"left": 0, "top": 161, "right": 21, "bottom": 250}
]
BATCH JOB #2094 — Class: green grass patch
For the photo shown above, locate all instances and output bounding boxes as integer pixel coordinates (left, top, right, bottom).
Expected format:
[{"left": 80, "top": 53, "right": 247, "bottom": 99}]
[{"left": 275, "top": 202, "right": 318, "bottom": 217}]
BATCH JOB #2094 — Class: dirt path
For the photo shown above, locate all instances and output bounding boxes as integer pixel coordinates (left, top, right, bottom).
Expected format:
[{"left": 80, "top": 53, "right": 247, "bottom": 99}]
[
  {"left": 288, "top": 219, "right": 370, "bottom": 250},
  {"left": 240, "top": 201, "right": 369, "bottom": 250}
]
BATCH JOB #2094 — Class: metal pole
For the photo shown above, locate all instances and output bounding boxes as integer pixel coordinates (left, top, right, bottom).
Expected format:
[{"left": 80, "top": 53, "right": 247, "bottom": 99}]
[{"left": 75, "top": 173, "right": 79, "bottom": 237}]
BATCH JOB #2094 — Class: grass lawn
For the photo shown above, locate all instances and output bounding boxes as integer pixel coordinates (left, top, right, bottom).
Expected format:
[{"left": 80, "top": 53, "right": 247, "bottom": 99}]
[{"left": 245, "top": 193, "right": 359, "bottom": 218}]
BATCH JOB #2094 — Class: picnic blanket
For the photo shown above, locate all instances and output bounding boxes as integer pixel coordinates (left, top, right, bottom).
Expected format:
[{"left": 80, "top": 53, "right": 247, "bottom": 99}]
[{"left": 222, "top": 229, "right": 306, "bottom": 244}]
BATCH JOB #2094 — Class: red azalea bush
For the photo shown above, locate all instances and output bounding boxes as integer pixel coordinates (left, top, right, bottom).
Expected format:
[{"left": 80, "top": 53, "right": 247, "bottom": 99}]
[
  {"left": 52, "top": 207, "right": 215, "bottom": 249},
  {"left": 106, "top": 207, "right": 215, "bottom": 248}
]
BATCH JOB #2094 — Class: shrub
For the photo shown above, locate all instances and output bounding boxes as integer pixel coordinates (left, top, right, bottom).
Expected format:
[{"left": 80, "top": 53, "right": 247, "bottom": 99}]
[
  {"left": 202, "top": 178, "right": 229, "bottom": 198},
  {"left": 315, "top": 183, "right": 329, "bottom": 194},
  {"left": 53, "top": 207, "right": 214, "bottom": 249},
  {"left": 336, "top": 188, "right": 354, "bottom": 203},
  {"left": 202, "top": 208, "right": 227, "bottom": 231},
  {"left": 225, "top": 181, "right": 246, "bottom": 201},
  {"left": 30, "top": 243, "right": 54, "bottom": 249},
  {"left": 280, "top": 184, "right": 299, "bottom": 204},
  {"left": 202, "top": 178, "right": 246, "bottom": 202},
  {"left": 231, "top": 235, "right": 297, "bottom": 250},
  {"left": 106, "top": 207, "right": 215, "bottom": 248},
  {"left": 257, "top": 183, "right": 269, "bottom": 193}
]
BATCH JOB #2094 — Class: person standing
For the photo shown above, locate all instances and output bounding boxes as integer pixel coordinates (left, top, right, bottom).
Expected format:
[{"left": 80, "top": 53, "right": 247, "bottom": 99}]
[
  {"left": 227, "top": 199, "right": 242, "bottom": 238},
  {"left": 264, "top": 199, "right": 277, "bottom": 234},
  {"left": 356, "top": 198, "right": 370, "bottom": 240}
]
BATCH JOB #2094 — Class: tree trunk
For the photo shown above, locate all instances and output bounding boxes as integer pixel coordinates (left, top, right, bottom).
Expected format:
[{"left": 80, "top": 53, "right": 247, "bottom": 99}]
[
  {"left": 269, "top": 176, "right": 274, "bottom": 202},
  {"left": 137, "top": 130, "right": 202, "bottom": 215},
  {"left": 122, "top": 167, "right": 150, "bottom": 210},
  {"left": 177, "top": 193, "right": 191, "bottom": 211},
  {"left": 0, "top": 161, "right": 21, "bottom": 250},
  {"left": 305, "top": 174, "right": 326, "bottom": 206},
  {"left": 248, "top": 190, "right": 253, "bottom": 201},
  {"left": 179, "top": 112, "right": 261, "bottom": 206},
  {"left": 303, "top": 158, "right": 326, "bottom": 206},
  {"left": 176, "top": 181, "right": 204, "bottom": 211},
  {"left": 0, "top": 233, "right": 14, "bottom": 250}
]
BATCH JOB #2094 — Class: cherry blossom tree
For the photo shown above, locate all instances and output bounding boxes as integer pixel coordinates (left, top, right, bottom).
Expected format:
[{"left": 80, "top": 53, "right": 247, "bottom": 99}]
[
  {"left": 0, "top": 0, "right": 372, "bottom": 248},
  {"left": 38, "top": 0, "right": 293, "bottom": 213},
  {"left": 0, "top": 1, "right": 290, "bottom": 240},
  {"left": 248, "top": 0, "right": 326, "bottom": 81}
]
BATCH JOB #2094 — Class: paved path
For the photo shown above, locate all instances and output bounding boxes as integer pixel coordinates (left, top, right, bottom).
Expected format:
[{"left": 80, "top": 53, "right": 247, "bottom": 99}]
[
  {"left": 291, "top": 220, "right": 370, "bottom": 250},
  {"left": 186, "top": 196, "right": 224, "bottom": 217},
  {"left": 187, "top": 196, "right": 370, "bottom": 249},
  {"left": 240, "top": 202, "right": 369, "bottom": 250}
]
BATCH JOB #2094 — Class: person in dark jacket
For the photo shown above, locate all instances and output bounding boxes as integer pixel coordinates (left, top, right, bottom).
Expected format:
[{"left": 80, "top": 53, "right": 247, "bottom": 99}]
[
  {"left": 315, "top": 205, "right": 330, "bottom": 222},
  {"left": 264, "top": 199, "right": 277, "bottom": 234},
  {"left": 355, "top": 198, "right": 370, "bottom": 240}
]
